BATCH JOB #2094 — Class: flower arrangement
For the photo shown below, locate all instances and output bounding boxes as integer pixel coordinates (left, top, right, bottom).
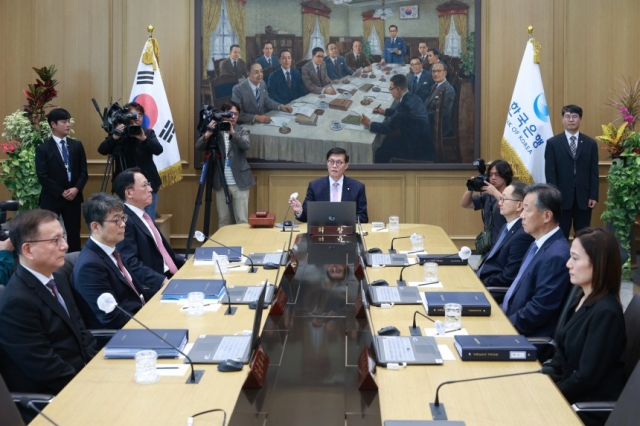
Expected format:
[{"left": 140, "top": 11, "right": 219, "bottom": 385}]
[
  {"left": 598, "top": 77, "right": 640, "bottom": 268},
  {"left": 1, "top": 66, "right": 59, "bottom": 211}
]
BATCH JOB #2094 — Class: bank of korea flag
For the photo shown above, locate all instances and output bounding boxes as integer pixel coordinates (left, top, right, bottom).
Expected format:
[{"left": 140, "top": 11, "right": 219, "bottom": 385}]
[
  {"left": 129, "top": 37, "right": 182, "bottom": 187},
  {"left": 501, "top": 39, "right": 553, "bottom": 184}
]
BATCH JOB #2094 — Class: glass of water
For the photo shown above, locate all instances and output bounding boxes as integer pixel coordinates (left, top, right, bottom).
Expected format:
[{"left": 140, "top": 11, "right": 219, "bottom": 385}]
[
  {"left": 444, "top": 303, "right": 462, "bottom": 332},
  {"left": 135, "top": 350, "right": 160, "bottom": 384},
  {"left": 423, "top": 262, "right": 438, "bottom": 284},
  {"left": 389, "top": 216, "right": 400, "bottom": 231},
  {"left": 214, "top": 254, "right": 229, "bottom": 274},
  {"left": 185, "top": 291, "right": 205, "bottom": 317}
]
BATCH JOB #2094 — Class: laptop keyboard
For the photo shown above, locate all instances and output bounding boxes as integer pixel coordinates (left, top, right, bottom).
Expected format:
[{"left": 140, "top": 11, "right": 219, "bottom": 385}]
[
  {"left": 371, "top": 253, "right": 391, "bottom": 265},
  {"left": 374, "top": 286, "right": 400, "bottom": 303},
  {"left": 213, "top": 335, "right": 251, "bottom": 360},
  {"left": 263, "top": 253, "right": 284, "bottom": 264},
  {"left": 381, "top": 336, "right": 416, "bottom": 362},
  {"left": 243, "top": 286, "right": 264, "bottom": 302}
]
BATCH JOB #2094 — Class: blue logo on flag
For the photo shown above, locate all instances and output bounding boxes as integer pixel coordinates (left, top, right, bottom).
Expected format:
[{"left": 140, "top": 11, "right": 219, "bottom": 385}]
[{"left": 533, "top": 93, "right": 549, "bottom": 122}]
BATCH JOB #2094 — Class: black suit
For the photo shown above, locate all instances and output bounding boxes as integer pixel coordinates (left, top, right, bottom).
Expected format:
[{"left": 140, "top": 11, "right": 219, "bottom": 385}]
[
  {"left": 72, "top": 238, "right": 146, "bottom": 329},
  {"left": 117, "top": 205, "right": 185, "bottom": 293},
  {"left": 407, "top": 71, "right": 433, "bottom": 102},
  {"left": 0, "top": 265, "right": 96, "bottom": 394},
  {"left": 35, "top": 137, "right": 88, "bottom": 252},
  {"left": 545, "top": 132, "right": 599, "bottom": 238},
  {"left": 297, "top": 175, "right": 368, "bottom": 223}
]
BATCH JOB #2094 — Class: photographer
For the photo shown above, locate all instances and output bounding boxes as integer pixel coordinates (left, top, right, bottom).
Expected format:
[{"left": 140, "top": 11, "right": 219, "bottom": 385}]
[
  {"left": 0, "top": 239, "right": 14, "bottom": 287},
  {"left": 196, "top": 101, "right": 255, "bottom": 228},
  {"left": 97, "top": 102, "right": 163, "bottom": 218},
  {"left": 460, "top": 159, "right": 513, "bottom": 252}
]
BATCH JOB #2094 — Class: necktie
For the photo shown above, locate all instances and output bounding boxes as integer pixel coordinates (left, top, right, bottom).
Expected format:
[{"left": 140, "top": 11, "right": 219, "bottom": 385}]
[
  {"left": 569, "top": 135, "right": 577, "bottom": 158},
  {"left": 255, "top": 87, "right": 261, "bottom": 107},
  {"left": 501, "top": 242, "right": 538, "bottom": 311},
  {"left": 113, "top": 250, "right": 145, "bottom": 305},
  {"left": 142, "top": 212, "right": 178, "bottom": 274},
  {"left": 286, "top": 71, "right": 291, "bottom": 88},
  {"left": 355, "top": 54, "right": 359, "bottom": 62},
  {"left": 331, "top": 182, "right": 340, "bottom": 202},
  {"left": 412, "top": 74, "right": 418, "bottom": 93},
  {"left": 267, "top": 58, "right": 271, "bottom": 67},
  {"left": 46, "top": 279, "right": 69, "bottom": 317},
  {"left": 316, "top": 65, "right": 321, "bottom": 81},
  {"left": 392, "top": 38, "right": 395, "bottom": 46},
  {"left": 60, "top": 139, "right": 71, "bottom": 181},
  {"left": 334, "top": 59, "right": 340, "bottom": 73},
  {"left": 233, "top": 60, "right": 237, "bottom": 73},
  {"left": 477, "top": 225, "right": 509, "bottom": 276}
]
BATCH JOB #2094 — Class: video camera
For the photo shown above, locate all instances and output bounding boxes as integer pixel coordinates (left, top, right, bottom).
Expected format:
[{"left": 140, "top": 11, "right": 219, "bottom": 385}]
[
  {"left": 466, "top": 159, "right": 487, "bottom": 191},
  {"left": 100, "top": 102, "right": 143, "bottom": 137},
  {"left": 197, "top": 105, "right": 233, "bottom": 136},
  {"left": 0, "top": 200, "right": 19, "bottom": 241}
]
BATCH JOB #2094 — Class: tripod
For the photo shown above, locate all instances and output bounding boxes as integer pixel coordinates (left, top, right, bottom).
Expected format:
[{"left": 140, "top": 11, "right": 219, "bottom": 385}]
[{"left": 185, "top": 132, "right": 235, "bottom": 257}]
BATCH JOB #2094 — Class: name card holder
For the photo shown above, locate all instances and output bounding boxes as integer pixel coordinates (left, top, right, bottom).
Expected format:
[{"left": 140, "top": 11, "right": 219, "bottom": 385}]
[
  {"left": 269, "top": 286, "right": 288, "bottom": 316},
  {"left": 308, "top": 225, "right": 354, "bottom": 236},
  {"left": 357, "top": 347, "right": 377, "bottom": 390},
  {"left": 354, "top": 256, "right": 365, "bottom": 280},
  {"left": 243, "top": 344, "right": 270, "bottom": 389},
  {"left": 284, "top": 253, "right": 298, "bottom": 276},
  {"left": 354, "top": 287, "right": 365, "bottom": 318}
]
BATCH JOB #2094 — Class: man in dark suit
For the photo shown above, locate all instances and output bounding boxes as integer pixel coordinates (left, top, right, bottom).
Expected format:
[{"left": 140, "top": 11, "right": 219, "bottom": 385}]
[
  {"left": 72, "top": 193, "right": 147, "bottom": 329},
  {"left": 380, "top": 25, "right": 406, "bottom": 65},
  {"left": 301, "top": 47, "right": 337, "bottom": 95},
  {"left": 255, "top": 41, "right": 278, "bottom": 70},
  {"left": 360, "top": 74, "right": 432, "bottom": 162},
  {"left": 407, "top": 56, "right": 433, "bottom": 102},
  {"left": 35, "top": 108, "right": 88, "bottom": 252},
  {"left": 97, "top": 101, "right": 164, "bottom": 219},
  {"left": 344, "top": 40, "right": 372, "bottom": 72},
  {"left": 477, "top": 182, "right": 534, "bottom": 297},
  {"left": 502, "top": 184, "right": 571, "bottom": 337},
  {"left": 0, "top": 209, "right": 97, "bottom": 395},
  {"left": 325, "top": 43, "right": 354, "bottom": 80},
  {"left": 289, "top": 147, "right": 368, "bottom": 223},
  {"left": 418, "top": 42, "right": 429, "bottom": 69},
  {"left": 425, "top": 62, "right": 456, "bottom": 137},
  {"left": 113, "top": 168, "right": 184, "bottom": 293},
  {"left": 544, "top": 104, "right": 599, "bottom": 238},
  {"left": 232, "top": 63, "right": 293, "bottom": 124},
  {"left": 219, "top": 44, "right": 247, "bottom": 80},
  {"left": 195, "top": 101, "right": 256, "bottom": 227},
  {"left": 268, "top": 49, "right": 306, "bottom": 105}
]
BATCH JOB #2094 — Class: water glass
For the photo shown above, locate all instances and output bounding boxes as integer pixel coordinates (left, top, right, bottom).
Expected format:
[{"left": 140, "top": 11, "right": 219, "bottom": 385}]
[
  {"left": 444, "top": 303, "right": 462, "bottom": 332},
  {"left": 411, "top": 234, "right": 425, "bottom": 252},
  {"left": 389, "top": 216, "right": 400, "bottom": 231},
  {"left": 185, "top": 291, "right": 205, "bottom": 317},
  {"left": 214, "top": 254, "right": 229, "bottom": 274},
  {"left": 423, "top": 262, "right": 438, "bottom": 284},
  {"left": 135, "top": 350, "right": 160, "bottom": 384}
]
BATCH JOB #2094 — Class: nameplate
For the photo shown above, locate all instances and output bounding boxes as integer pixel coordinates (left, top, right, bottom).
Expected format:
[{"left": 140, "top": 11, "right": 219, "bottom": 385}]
[
  {"left": 269, "top": 286, "right": 288, "bottom": 316},
  {"left": 284, "top": 253, "right": 298, "bottom": 276},
  {"left": 308, "top": 226, "right": 354, "bottom": 236},
  {"left": 357, "top": 347, "right": 377, "bottom": 390},
  {"left": 243, "top": 344, "right": 270, "bottom": 389},
  {"left": 354, "top": 256, "right": 365, "bottom": 280},
  {"left": 354, "top": 288, "right": 365, "bottom": 318}
]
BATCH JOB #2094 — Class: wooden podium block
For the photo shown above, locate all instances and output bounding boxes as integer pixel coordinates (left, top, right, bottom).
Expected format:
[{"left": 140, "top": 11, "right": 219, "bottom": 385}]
[
  {"left": 269, "top": 286, "right": 288, "bottom": 316},
  {"left": 249, "top": 213, "right": 276, "bottom": 228}
]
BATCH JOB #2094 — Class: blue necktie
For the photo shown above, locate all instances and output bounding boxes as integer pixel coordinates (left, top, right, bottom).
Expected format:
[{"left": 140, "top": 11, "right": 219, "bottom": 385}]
[
  {"left": 255, "top": 87, "right": 261, "bottom": 107},
  {"left": 477, "top": 225, "right": 509, "bottom": 276},
  {"left": 412, "top": 74, "right": 418, "bottom": 93},
  {"left": 501, "top": 242, "right": 538, "bottom": 312},
  {"left": 47, "top": 279, "right": 69, "bottom": 317},
  {"left": 60, "top": 139, "right": 71, "bottom": 181}
]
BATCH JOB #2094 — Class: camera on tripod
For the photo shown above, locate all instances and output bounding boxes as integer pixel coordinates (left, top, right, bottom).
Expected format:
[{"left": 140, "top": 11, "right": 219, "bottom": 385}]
[
  {"left": 100, "top": 102, "right": 143, "bottom": 137},
  {"left": 0, "top": 200, "right": 19, "bottom": 241},
  {"left": 466, "top": 159, "right": 488, "bottom": 191},
  {"left": 197, "top": 105, "right": 234, "bottom": 136}
]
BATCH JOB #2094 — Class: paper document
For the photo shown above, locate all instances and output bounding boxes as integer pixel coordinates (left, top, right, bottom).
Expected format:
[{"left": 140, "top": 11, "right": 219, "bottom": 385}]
[{"left": 266, "top": 117, "right": 291, "bottom": 127}]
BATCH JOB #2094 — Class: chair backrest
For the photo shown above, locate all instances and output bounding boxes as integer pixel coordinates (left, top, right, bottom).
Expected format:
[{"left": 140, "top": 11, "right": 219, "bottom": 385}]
[
  {"left": 210, "top": 74, "right": 239, "bottom": 109},
  {"left": 0, "top": 373, "right": 24, "bottom": 426},
  {"left": 262, "top": 66, "right": 277, "bottom": 81},
  {"left": 296, "top": 59, "right": 310, "bottom": 69},
  {"left": 213, "top": 58, "right": 225, "bottom": 76},
  {"left": 623, "top": 293, "right": 640, "bottom": 381},
  {"left": 433, "top": 76, "right": 463, "bottom": 163},
  {"left": 56, "top": 251, "right": 80, "bottom": 283},
  {"left": 605, "top": 359, "right": 640, "bottom": 425}
]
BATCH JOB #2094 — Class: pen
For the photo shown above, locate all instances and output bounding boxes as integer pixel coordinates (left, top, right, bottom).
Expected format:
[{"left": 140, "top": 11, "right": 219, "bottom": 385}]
[
  {"left": 417, "top": 281, "right": 439, "bottom": 286},
  {"left": 407, "top": 250, "right": 423, "bottom": 254},
  {"left": 156, "top": 366, "right": 180, "bottom": 370},
  {"left": 227, "top": 265, "right": 241, "bottom": 269},
  {"left": 180, "top": 302, "right": 216, "bottom": 310},
  {"left": 375, "top": 227, "right": 387, "bottom": 231}
]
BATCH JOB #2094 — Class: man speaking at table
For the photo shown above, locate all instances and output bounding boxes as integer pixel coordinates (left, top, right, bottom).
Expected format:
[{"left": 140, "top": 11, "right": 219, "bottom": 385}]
[
  {"left": 289, "top": 148, "right": 368, "bottom": 223},
  {"left": 232, "top": 63, "right": 292, "bottom": 125}
]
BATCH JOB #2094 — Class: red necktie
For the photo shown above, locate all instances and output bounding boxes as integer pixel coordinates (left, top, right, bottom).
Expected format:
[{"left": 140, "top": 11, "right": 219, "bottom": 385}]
[
  {"left": 142, "top": 212, "right": 178, "bottom": 274},
  {"left": 113, "top": 250, "right": 145, "bottom": 305}
]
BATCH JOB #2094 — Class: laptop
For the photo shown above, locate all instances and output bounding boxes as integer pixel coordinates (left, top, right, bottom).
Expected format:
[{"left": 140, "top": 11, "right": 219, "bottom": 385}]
[
  {"left": 247, "top": 242, "right": 290, "bottom": 266},
  {"left": 358, "top": 221, "right": 409, "bottom": 267},
  {"left": 361, "top": 281, "right": 443, "bottom": 365},
  {"left": 227, "top": 248, "right": 286, "bottom": 306},
  {"left": 186, "top": 280, "right": 268, "bottom": 364},
  {"left": 307, "top": 201, "right": 356, "bottom": 227},
  {"left": 359, "top": 254, "right": 421, "bottom": 306}
]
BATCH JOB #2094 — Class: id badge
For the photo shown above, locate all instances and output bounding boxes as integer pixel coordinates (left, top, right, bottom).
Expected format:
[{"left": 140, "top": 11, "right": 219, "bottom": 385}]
[{"left": 225, "top": 158, "right": 230, "bottom": 167}]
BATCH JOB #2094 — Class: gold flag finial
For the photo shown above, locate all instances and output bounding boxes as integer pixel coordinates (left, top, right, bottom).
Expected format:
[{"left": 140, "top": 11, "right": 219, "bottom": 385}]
[
  {"left": 527, "top": 26, "right": 540, "bottom": 64},
  {"left": 147, "top": 25, "right": 154, "bottom": 37},
  {"left": 527, "top": 25, "right": 534, "bottom": 36},
  {"left": 142, "top": 26, "right": 160, "bottom": 69}
]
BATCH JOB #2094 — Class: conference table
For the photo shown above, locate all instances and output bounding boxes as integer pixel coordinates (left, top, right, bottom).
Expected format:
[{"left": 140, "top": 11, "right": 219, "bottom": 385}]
[
  {"left": 32, "top": 224, "right": 581, "bottom": 426},
  {"left": 245, "top": 64, "right": 409, "bottom": 164}
]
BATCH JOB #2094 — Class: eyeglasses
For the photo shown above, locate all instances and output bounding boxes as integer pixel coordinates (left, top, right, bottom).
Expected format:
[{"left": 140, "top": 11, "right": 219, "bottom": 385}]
[
  {"left": 432, "top": 69, "right": 445, "bottom": 74},
  {"left": 563, "top": 114, "right": 580, "bottom": 121},
  {"left": 389, "top": 86, "right": 399, "bottom": 91},
  {"left": 327, "top": 160, "right": 345, "bottom": 167},
  {"left": 102, "top": 214, "right": 128, "bottom": 226},
  {"left": 25, "top": 233, "right": 67, "bottom": 247},
  {"left": 314, "top": 54, "right": 325, "bottom": 59},
  {"left": 127, "top": 182, "right": 152, "bottom": 191},
  {"left": 500, "top": 197, "right": 522, "bottom": 203}
]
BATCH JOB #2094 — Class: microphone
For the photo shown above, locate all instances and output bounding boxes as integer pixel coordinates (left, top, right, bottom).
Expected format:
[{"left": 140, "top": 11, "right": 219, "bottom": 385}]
[
  {"left": 277, "top": 192, "right": 299, "bottom": 231},
  {"left": 97, "top": 293, "right": 204, "bottom": 384},
  {"left": 389, "top": 236, "right": 411, "bottom": 254},
  {"left": 397, "top": 262, "right": 420, "bottom": 286},
  {"left": 410, "top": 310, "right": 435, "bottom": 336},
  {"left": 430, "top": 369, "right": 541, "bottom": 420},
  {"left": 213, "top": 256, "right": 237, "bottom": 315},
  {"left": 19, "top": 397, "right": 59, "bottom": 426},
  {"left": 194, "top": 230, "right": 256, "bottom": 273}
]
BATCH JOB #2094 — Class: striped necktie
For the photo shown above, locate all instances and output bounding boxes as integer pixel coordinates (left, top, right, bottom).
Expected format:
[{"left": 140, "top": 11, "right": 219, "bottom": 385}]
[
  {"left": 46, "top": 279, "right": 69, "bottom": 317},
  {"left": 255, "top": 87, "right": 261, "bottom": 107}
]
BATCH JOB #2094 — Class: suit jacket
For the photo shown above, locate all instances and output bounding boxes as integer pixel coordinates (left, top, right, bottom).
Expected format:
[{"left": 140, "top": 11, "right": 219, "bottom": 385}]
[
  {"left": 345, "top": 51, "right": 371, "bottom": 70},
  {"left": 255, "top": 55, "right": 279, "bottom": 70},
  {"left": 382, "top": 37, "right": 407, "bottom": 64},
  {"left": 478, "top": 219, "right": 534, "bottom": 288},
  {"left": 504, "top": 229, "right": 571, "bottom": 337},
  {"left": 406, "top": 71, "right": 433, "bottom": 102},
  {"left": 219, "top": 57, "right": 247, "bottom": 80},
  {"left": 544, "top": 132, "right": 599, "bottom": 210},
  {"left": 231, "top": 78, "right": 282, "bottom": 124},
  {"left": 0, "top": 265, "right": 96, "bottom": 394},
  {"left": 117, "top": 205, "right": 185, "bottom": 293},
  {"left": 297, "top": 175, "right": 368, "bottom": 223},
  {"left": 324, "top": 56, "right": 354, "bottom": 80},
  {"left": 195, "top": 126, "right": 255, "bottom": 190},
  {"left": 72, "top": 238, "right": 146, "bottom": 329},
  {"left": 425, "top": 80, "right": 456, "bottom": 137},
  {"left": 544, "top": 293, "right": 626, "bottom": 403},
  {"left": 97, "top": 129, "right": 164, "bottom": 192},
  {"left": 370, "top": 91, "right": 432, "bottom": 161},
  {"left": 268, "top": 67, "right": 307, "bottom": 105},
  {"left": 35, "top": 137, "right": 88, "bottom": 211},
  {"left": 301, "top": 61, "right": 332, "bottom": 94}
]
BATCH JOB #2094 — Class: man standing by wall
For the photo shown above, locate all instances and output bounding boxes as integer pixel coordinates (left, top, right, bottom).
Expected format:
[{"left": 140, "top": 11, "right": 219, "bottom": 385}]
[
  {"left": 380, "top": 25, "right": 406, "bottom": 65},
  {"left": 219, "top": 44, "right": 247, "bottom": 80},
  {"left": 255, "top": 41, "right": 278, "bottom": 70}
]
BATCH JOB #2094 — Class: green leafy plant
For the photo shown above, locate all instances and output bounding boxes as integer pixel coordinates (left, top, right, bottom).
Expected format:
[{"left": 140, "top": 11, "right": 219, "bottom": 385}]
[{"left": 460, "top": 32, "right": 475, "bottom": 76}]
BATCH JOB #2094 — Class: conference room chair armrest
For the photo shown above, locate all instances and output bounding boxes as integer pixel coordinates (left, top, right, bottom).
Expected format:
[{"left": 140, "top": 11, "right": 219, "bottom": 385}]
[
  {"left": 485, "top": 287, "right": 508, "bottom": 294},
  {"left": 89, "top": 329, "right": 117, "bottom": 338},
  {"left": 11, "top": 392, "right": 55, "bottom": 405},
  {"left": 571, "top": 401, "right": 616, "bottom": 412}
]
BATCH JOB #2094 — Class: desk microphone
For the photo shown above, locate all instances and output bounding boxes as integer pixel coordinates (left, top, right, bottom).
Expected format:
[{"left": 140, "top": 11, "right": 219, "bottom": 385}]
[
  {"left": 19, "top": 397, "right": 60, "bottom": 426},
  {"left": 194, "top": 230, "right": 257, "bottom": 273},
  {"left": 277, "top": 192, "right": 299, "bottom": 231},
  {"left": 389, "top": 236, "right": 411, "bottom": 254},
  {"left": 97, "top": 293, "right": 204, "bottom": 384},
  {"left": 410, "top": 310, "right": 435, "bottom": 336},
  {"left": 397, "top": 262, "right": 420, "bottom": 286},
  {"left": 430, "top": 369, "right": 541, "bottom": 420},
  {"left": 214, "top": 256, "right": 237, "bottom": 315}
]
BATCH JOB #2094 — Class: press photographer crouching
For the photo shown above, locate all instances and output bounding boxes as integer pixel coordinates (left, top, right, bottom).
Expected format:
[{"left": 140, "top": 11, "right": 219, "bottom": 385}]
[
  {"left": 97, "top": 102, "right": 163, "bottom": 218},
  {"left": 0, "top": 200, "right": 18, "bottom": 287},
  {"left": 460, "top": 159, "right": 513, "bottom": 255},
  {"left": 196, "top": 101, "right": 255, "bottom": 228}
]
